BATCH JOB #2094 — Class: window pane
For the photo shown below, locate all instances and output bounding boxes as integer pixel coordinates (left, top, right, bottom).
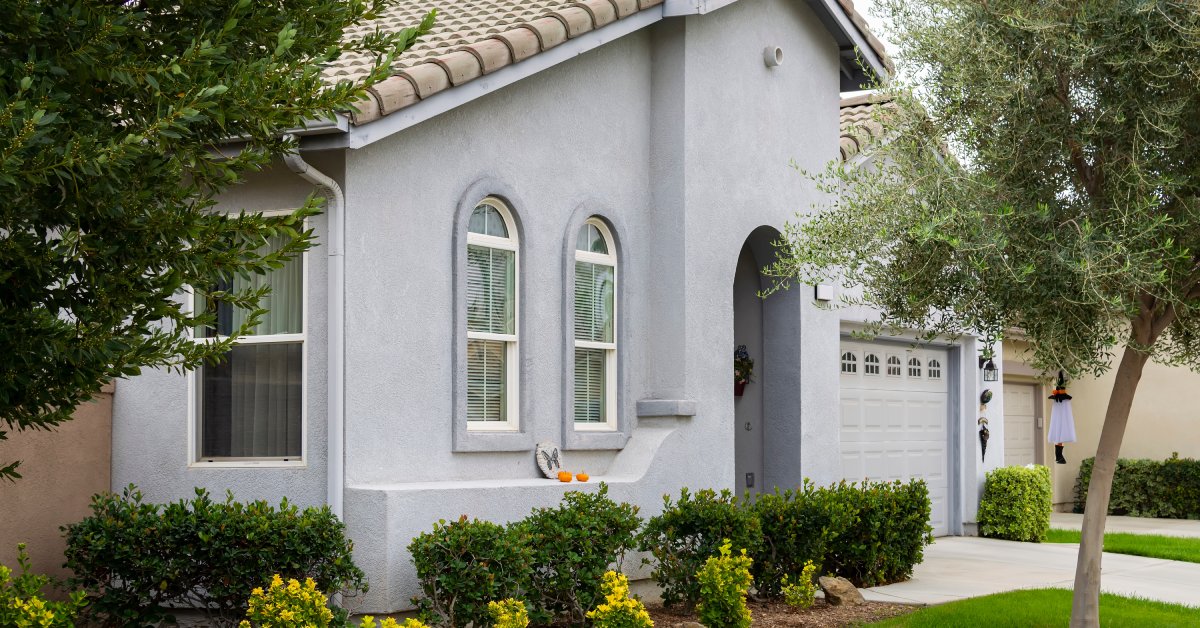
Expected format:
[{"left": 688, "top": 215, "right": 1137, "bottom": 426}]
[
  {"left": 468, "top": 204, "right": 508, "bottom": 238},
  {"left": 198, "top": 234, "right": 303, "bottom": 338},
  {"left": 577, "top": 223, "right": 608, "bottom": 254},
  {"left": 200, "top": 342, "right": 302, "bottom": 459},
  {"left": 574, "top": 261, "right": 614, "bottom": 343},
  {"left": 467, "top": 339, "right": 507, "bottom": 422},
  {"left": 574, "top": 347, "right": 606, "bottom": 423},
  {"left": 466, "top": 245, "right": 515, "bottom": 334}
]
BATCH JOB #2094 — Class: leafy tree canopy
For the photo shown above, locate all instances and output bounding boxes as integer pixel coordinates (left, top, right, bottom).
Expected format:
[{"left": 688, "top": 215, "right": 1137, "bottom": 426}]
[
  {"left": 771, "top": 0, "right": 1200, "bottom": 377},
  {"left": 0, "top": 0, "right": 433, "bottom": 479}
]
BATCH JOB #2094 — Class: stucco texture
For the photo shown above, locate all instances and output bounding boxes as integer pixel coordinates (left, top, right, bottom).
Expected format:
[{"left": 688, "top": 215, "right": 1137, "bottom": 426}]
[
  {"left": 1005, "top": 339, "right": 1200, "bottom": 510},
  {"left": 0, "top": 385, "right": 112, "bottom": 580}
]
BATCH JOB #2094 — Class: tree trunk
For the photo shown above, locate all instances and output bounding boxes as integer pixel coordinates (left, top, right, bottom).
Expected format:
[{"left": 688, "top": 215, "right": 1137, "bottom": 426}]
[{"left": 1069, "top": 343, "right": 1150, "bottom": 627}]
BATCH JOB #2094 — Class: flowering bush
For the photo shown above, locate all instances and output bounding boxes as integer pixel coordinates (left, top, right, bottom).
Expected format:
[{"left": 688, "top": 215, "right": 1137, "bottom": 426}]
[
  {"left": 734, "top": 345, "right": 754, "bottom": 384},
  {"left": 487, "top": 599, "right": 529, "bottom": 628},
  {"left": 780, "top": 561, "right": 818, "bottom": 609},
  {"left": 586, "top": 571, "right": 653, "bottom": 628},
  {"left": 695, "top": 540, "right": 753, "bottom": 628},
  {"left": 0, "top": 544, "right": 86, "bottom": 628},
  {"left": 239, "top": 574, "right": 333, "bottom": 627},
  {"left": 359, "top": 617, "right": 428, "bottom": 628}
]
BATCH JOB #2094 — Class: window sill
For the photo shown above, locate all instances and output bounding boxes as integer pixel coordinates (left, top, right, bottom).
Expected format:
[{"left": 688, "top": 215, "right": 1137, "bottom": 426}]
[{"left": 189, "top": 459, "right": 307, "bottom": 469}]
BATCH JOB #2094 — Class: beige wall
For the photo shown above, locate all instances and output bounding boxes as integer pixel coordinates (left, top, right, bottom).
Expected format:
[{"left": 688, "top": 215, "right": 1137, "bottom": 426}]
[
  {"left": 0, "top": 384, "right": 112, "bottom": 580},
  {"left": 1004, "top": 340, "right": 1200, "bottom": 510}
]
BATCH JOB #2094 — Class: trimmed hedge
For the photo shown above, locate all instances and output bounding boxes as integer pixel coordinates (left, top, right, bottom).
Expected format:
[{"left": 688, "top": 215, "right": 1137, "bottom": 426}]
[
  {"left": 63, "top": 486, "right": 365, "bottom": 628},
  {"left": 978, "top": 465, "right": 1052, "bottom": 542},
  {"left": 1075, "top": 453, "right": 1200, "bottom": 519},
  {"left": 821, "top": 479, "right": 934, "bottom": 587},
  {"left": 747, "top": 481, "right": 856, "bottom": 598}
]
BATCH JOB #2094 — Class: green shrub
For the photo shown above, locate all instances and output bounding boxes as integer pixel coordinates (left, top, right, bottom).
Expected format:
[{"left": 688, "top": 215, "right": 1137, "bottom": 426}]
[
  {"left": 821, "top": 480, "right": 933, "bottom": 587},
  {"left": 695, "top": 540, "right": 753, "bottom": 628},
  {"left": 978, "top": 465, "right": 1052, "bottom": 542},
  {"left": 0, "top": 544, "right": 86, "bottom": 628},
  {"left": 638, "top": 488, "right": 763, "bottom": 608},
  {"left": 407, "top": 515, "right": 532, "bottom": 628},
  {"left": 780, "top": 561, "right": 818, "bottom": 609},
  {"left": 747, "top": 481, "right": 856, "bottom": 598},
  {"left": 1076, "top": 454, "right": 1200, "bottom": 519},
  {"left": 239, "top": 574, "right": 334, "bottom": 628},
  {"left": 63, "top": 485, "right": 366, "bottom": 627},
  {"left": 516, "top": 483, "right": 641, "bottom": 624},
  {"left": 586, "top": 571, "right": 654, "bottom": 628}
]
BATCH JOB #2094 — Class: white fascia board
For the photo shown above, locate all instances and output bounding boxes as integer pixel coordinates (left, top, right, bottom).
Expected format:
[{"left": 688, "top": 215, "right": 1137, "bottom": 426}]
[
  {"left": 304, "top": 7, "right": 665, "bottom": 152},
  {"left": 662, "top": 0, "right": 741, "bottom": 16},
  {"left": 813, "top": 0, "right": 890, "bottom": 84}
]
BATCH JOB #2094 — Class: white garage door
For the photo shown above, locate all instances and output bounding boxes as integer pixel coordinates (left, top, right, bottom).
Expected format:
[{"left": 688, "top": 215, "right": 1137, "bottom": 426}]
[
  {"left": 1004, "top": 383, "right": 1037, "bottom": 467},
  {"left": 839, "top": 341, "right": 951, "bottom": 536}
]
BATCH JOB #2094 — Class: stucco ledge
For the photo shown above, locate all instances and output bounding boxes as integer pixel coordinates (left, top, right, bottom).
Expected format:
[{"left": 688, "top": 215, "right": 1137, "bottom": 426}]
[{"left": 636, "top": 398, "right": 697, "bottom": 417}]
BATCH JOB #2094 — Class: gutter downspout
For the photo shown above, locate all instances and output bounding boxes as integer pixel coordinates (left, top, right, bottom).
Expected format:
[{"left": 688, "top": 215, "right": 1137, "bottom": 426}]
[{"left": 282, "top": 136, "right": 346, "bottom": 520}]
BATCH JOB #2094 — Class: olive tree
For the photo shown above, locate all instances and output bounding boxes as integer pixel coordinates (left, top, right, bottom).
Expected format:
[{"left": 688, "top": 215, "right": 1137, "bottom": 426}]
[
  {"left": 766, "top": 2, "right": 1200, "bottom": 625},
  {"left": 0, "top": 1, "right": 433, "bottom": 479}
]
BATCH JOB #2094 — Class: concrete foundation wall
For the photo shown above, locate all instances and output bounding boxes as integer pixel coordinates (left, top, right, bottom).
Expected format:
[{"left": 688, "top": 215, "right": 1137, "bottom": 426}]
[{"left": 0, "top": 384, "right": 113, "bottom": 580}]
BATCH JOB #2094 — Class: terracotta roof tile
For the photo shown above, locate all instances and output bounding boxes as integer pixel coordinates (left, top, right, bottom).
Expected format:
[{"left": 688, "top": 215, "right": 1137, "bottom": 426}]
[
  {"left": 336, "top": 0, "right": 888, "bottom": 127},
  {"left": 836, "top": 0, "right": 894, "bottom": 75},
  {"left": 839, "top": 93, "right": 895, "bottom": 161}
]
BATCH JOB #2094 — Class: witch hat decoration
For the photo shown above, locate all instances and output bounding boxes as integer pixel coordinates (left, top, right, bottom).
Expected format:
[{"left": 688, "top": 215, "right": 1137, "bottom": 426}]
[{"left": 1049, "top": 370, "right": 1072, "bottom": 401}]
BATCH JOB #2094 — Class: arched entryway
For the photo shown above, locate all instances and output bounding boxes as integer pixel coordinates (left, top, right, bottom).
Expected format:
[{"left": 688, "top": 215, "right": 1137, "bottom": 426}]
[{"left": 733, "top": 227, "right": 804, "bottom": 498}]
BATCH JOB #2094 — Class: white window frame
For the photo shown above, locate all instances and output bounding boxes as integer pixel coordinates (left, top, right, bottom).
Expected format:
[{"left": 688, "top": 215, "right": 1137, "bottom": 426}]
[
  {"left": 186, "top": 209, "right": 307, "bottom": 468},
  {"left": 574, "top": 219, "right": 618, "bottom": 432},
  {"left": 886, "top": 354, "right": 902, "bottom": 377},
  {"left": 466, "top": 198, "right": 520, "bottom": 432},
  {"left": 864, "top": 353, "right": 880, "bottom": 375},
  {"left": 908, "top": 357, "right": 922, "bottom": 378}
]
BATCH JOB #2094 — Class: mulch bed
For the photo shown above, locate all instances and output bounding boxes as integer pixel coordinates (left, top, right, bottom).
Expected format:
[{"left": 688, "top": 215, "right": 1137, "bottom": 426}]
[{"left": 646, "top": 598, "right": 916, "bottom": 627}]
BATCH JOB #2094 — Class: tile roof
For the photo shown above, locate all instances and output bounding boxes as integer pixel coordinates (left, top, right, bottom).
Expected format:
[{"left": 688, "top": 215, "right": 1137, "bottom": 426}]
[
  {"left": 329, "top": 1, "right": 891, "bottom": 128},
  {"left": 839, "top": 92, "right": 894, "bottom": 161},
  {"left": 336, "top": 0, "right": 664, "bottom": 125}
]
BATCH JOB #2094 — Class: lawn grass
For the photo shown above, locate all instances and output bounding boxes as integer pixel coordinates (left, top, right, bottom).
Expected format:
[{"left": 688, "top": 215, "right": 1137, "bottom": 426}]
[
  {"left": 1045, "top": 529, "right": 1200, "bottom": 564},
  {"left": 867, "top": 588, "right": 1200, "bottom": 627}
]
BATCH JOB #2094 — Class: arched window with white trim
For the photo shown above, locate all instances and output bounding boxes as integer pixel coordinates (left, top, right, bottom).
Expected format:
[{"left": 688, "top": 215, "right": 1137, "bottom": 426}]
[
  {"left": 465, "top": 199, "right": 518, "bottom": 430},
  {"left": 908, "top": 357, "right": 922, "bottom": 378},
  {"left": 864, "top": 353, "right": 880, "bottom": 375},
  {"left": 841, "top": 351, "right": 858, "bottom": 373},
  {"left": 928, "top": 359, "right": 942, "bottom": 379},
  {"left": 573, "top": 219, "right": 617, "bottom": 429},
  {"left": 886, "top": 355, "right": 902, "bottom": 376}
]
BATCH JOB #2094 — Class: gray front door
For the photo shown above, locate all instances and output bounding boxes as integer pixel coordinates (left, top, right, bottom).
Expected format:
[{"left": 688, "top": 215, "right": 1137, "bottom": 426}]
[{"left": 734, "top": 245, "right": 764, "bottom": 498}]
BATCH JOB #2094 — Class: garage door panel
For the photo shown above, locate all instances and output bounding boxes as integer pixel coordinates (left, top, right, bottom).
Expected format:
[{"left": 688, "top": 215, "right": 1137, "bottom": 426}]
[{"left": 840, "top": 340, "right": 951, "bottom": 536}]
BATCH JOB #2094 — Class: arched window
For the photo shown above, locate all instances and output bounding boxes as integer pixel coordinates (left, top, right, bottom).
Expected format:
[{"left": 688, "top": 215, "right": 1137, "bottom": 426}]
[
  {"left": 864, "top": 353, "right": 881, "bottom": 375},
  {"left": 574, "top": 219, "right": 617, "bottom": 429},
  {"left": 886, "top": 355, "right": 902, "bottom": 376},
  {"left": 908, "top": 357, "right": 922, "bottom": 378},
  {"left": 841, "top": 351, "right": 858, "bottom": 373},
  {"left": 465, "top": 198, "right": 518, "bottom": 430},
  {"left": 928, "top": 359, "right": 942, "bottom": 379}
]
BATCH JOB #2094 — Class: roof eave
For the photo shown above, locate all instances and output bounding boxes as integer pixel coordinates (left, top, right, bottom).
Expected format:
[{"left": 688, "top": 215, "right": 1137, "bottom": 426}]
[{"left": 806, "top": 0, "right": 890, "bottom": 91}]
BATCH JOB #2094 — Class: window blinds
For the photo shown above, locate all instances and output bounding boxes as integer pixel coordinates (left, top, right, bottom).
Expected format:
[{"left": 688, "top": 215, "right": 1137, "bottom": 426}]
[
  {"left": 467, "top": 339, "right": 507, "bottom": 422},
  {"left": 466, "top": 244, "right": 515, "bottom": 334},
  {"left": 573, "top": 261, "right": 614, "bottom": 342},
  {"left": 574, "top": 347, "right": 605, "bottom": 423}
]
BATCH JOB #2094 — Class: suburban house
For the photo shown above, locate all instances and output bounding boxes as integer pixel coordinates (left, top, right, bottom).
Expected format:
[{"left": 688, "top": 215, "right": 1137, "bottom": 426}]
[{"left": 106, "top": 0, "right": 1008, "bottom": 612}]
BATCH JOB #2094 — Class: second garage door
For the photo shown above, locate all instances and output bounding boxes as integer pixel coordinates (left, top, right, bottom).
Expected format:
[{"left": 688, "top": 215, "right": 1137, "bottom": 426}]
[{"left": 839, "top": 340, "right": 951, "bottom": 536}]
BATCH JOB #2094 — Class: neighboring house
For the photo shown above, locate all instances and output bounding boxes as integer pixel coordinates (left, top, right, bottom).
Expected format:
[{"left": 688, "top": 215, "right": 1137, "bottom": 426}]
[
  {"left": 111, "top": 0, "right": 1004, "bottom": 612},
  {"left": 1003, "top": 338, "right": 1200, "bottom": 511}
]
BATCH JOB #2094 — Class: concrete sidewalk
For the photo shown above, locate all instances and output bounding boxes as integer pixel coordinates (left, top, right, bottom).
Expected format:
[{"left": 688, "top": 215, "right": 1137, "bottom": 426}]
[
  {"left": 1051, "top": 512, "right": 1200, "bottom": 538},
  {"left": 862, "top": 536, "right": 1200, "bottom": 607}
]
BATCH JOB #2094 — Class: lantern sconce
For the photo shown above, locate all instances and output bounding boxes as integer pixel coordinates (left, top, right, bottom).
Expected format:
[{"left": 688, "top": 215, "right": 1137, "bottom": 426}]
[{"left": 978, "top": 352, "right": 999, "bottom": 382}]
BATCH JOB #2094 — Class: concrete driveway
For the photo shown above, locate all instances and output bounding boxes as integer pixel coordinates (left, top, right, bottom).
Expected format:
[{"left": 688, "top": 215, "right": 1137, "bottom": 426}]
[{"left": 862, "top": 536, "right": 1200, "bottom": 607}]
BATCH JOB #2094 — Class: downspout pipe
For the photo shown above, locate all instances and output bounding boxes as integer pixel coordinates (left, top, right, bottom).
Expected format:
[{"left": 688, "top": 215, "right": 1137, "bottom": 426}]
[{"left": 282, "top": 135, "right": 345, "bottom": 520}]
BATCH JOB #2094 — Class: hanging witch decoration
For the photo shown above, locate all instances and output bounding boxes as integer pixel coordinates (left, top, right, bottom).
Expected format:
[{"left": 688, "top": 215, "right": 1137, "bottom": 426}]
[{"left": 1048, "top": 370, "right": 1077, "bottom": 464}]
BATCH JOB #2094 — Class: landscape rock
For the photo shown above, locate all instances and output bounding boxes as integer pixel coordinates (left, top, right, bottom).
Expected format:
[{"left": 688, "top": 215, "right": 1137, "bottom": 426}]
[{"left": 818, "top": 575, "right": 865, "bottom": 606}]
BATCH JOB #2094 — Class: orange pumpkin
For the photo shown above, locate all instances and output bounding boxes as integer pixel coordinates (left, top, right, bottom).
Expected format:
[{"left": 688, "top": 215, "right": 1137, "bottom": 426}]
[
  {"left": 557, "top": 470, "right": 573, "bottom": 482},
  {"left": 575, "top": 472, "right": 589, "bottom": 482}
]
